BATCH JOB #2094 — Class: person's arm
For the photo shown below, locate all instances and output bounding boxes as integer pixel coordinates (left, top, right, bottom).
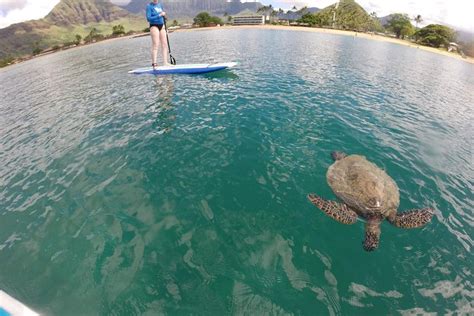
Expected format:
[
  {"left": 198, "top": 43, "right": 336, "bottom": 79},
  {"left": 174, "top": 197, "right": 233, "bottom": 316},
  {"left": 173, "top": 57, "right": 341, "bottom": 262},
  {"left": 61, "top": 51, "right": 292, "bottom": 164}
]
[
  {"left": 146, "top": 5, "right": 157, "bottom": 22},
  {"left": 160, "top": 4, "right": 166, "bottom": 17}
]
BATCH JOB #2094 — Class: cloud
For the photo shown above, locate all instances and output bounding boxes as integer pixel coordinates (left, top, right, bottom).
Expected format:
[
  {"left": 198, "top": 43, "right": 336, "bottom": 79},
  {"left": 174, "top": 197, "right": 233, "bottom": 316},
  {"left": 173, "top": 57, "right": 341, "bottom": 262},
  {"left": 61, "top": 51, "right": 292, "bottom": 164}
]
[
  {"left": 110, "top": 0, "right": 131, "bottom": 5},
  {"left": 0, "top": 0, "right": 60, "bottom": 28},
  {"left": 254, "top": 0, "right": 474, "bottom": 31},
  {"left": 0, "top": 0, "right": 28, "bottom": 16},
  {"left": 1, "top": 0, "right": 473, "bottom": 31},
  {"left": 358, "top": 0, "right": 474, "bottom": 30},
  {"left": 0, "top": 0, "right": 128, "bottom": 28}
]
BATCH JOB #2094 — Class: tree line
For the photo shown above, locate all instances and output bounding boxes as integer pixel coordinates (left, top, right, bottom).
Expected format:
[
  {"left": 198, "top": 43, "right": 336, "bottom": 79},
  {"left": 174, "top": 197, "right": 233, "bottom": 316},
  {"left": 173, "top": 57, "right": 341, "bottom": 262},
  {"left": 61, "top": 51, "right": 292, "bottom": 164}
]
[
  {"left": 298, "top": 10, "right": 469, "bottom": 55},
  {"left": 191, "top": 7, "right": 471, "bottom": 56},
  {"left": 2, "top": 7, "right": 472, "bottom": 68},
  {"left": 191, "top": 7, "right": 472, "bottom": 57}
]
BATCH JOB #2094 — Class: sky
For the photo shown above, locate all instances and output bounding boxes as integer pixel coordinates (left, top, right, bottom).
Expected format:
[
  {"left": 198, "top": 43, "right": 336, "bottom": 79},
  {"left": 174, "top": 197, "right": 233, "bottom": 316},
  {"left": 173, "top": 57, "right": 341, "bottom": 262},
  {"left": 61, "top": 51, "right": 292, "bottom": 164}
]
[{"left": 0, "top": 0, "right": 473, "bottom": 31}]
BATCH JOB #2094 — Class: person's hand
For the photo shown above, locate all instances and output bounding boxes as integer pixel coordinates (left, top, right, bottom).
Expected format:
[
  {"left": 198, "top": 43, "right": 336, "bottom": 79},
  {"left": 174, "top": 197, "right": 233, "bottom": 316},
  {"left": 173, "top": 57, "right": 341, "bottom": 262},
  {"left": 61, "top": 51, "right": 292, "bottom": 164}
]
[{"left": 160, "top": 11, "right": 166, "bottom": 17}]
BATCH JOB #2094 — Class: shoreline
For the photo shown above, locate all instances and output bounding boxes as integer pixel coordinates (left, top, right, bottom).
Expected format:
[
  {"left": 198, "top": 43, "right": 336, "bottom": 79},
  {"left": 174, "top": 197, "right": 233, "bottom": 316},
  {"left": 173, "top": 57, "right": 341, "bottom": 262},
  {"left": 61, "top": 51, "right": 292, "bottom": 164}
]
[
  {"left": 175, "top": 25, "right": 474, "bottom": 64},
  {"left": 2, "top": 25, "right": 473, "bottom": 68}
]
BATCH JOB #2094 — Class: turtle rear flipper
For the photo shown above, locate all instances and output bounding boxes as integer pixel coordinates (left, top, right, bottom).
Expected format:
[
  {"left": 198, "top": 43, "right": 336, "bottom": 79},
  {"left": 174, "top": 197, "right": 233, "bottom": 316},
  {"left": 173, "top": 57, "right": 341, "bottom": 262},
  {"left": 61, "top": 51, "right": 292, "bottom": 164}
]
[
  {"left": 388, "top": 208, "right": 434, "bottom": 228},
  {"left": 308, "top": 194, "right": 358, "bottom": 224}
]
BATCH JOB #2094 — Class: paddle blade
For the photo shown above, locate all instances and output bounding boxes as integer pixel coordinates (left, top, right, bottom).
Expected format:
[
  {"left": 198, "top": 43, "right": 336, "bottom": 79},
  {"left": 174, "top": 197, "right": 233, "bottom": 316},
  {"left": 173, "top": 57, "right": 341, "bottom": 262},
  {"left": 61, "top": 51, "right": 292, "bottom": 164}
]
[{"left": 170, "top": 55, "right": 177, "bottom": 65}]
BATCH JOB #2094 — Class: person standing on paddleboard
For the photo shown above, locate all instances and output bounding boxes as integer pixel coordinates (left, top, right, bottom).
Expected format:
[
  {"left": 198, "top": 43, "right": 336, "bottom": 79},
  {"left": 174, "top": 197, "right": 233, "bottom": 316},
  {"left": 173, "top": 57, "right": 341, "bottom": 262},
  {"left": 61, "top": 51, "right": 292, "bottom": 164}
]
[{"left": 146, "top": 0, "right": 169, "bottom": 69}]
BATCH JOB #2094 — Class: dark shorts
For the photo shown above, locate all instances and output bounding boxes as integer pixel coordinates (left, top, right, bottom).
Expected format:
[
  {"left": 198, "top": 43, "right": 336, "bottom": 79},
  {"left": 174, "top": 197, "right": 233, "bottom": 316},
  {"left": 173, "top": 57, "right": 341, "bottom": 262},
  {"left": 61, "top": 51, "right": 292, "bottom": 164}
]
[{"left": 150, "top": 24, "right": 163, "bottom": 31}]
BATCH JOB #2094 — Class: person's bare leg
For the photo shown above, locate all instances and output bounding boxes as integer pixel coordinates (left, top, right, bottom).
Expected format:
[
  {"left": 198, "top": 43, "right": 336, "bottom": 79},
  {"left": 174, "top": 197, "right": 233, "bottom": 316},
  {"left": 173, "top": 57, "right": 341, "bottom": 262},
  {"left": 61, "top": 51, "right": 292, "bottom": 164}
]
[
  {"left": 159, "top": 28, "right": 170, "bottom": 66},
  {"left": 150, "top": 26, "right": 160, "bottom": 68}
]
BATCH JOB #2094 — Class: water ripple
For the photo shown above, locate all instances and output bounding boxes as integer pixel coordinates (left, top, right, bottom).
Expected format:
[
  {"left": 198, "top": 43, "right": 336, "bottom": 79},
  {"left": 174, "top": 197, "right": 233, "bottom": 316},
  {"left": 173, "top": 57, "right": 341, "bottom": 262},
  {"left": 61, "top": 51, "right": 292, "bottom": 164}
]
[{"left": 0, "top": 28, "right": 473, "bottom": 315}]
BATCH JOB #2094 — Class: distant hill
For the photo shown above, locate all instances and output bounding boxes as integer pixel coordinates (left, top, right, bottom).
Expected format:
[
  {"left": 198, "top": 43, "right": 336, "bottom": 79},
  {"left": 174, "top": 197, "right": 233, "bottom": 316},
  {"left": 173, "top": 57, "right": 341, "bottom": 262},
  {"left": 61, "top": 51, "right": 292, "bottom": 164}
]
[
  {"left": 454, "top": 29, "right": 474, "bottom": 44},
  {"left": 121, "top": 0, "right": 263, "bottom": 20},
  {"left": 278, "top": 7, "right": 320, "bottom": 21},
  {"left": 379, "top": 14, "right": 395, "bottom": 27},
  {"left": 0, "top": 0, "right": 268, "bottom": 59},
  {"left": 0, "top": 0, "right": 145, "bottom": 59},
  {"left": 45, "top": 0, "right": 130, "bottom": 25},
  {"left": 314, "top": 0, "right": 373, "bottom": 30}
]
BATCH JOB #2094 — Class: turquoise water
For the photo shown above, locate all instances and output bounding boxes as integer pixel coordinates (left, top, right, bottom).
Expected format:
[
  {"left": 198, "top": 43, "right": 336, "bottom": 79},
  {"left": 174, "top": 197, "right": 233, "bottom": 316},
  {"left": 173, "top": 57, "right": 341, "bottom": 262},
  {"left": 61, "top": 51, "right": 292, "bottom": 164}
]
[{"left": 0, "top": 29, "right": 473, "bottom": 315}]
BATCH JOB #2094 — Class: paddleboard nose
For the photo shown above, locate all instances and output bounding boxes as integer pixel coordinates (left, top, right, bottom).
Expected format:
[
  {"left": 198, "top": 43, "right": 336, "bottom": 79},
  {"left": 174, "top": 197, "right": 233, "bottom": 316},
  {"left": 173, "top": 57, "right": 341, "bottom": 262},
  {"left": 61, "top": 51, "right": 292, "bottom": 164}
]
[{"left": 0, "top": 291, "right": 39, "bottom": 316}]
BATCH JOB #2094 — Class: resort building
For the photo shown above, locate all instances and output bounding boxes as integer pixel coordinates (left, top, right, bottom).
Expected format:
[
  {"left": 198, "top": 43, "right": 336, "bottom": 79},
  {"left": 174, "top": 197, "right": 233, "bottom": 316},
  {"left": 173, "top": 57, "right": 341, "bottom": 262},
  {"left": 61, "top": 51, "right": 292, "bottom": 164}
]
[{"left": 232, "top": 14, "right": 265, "bottom": 25}]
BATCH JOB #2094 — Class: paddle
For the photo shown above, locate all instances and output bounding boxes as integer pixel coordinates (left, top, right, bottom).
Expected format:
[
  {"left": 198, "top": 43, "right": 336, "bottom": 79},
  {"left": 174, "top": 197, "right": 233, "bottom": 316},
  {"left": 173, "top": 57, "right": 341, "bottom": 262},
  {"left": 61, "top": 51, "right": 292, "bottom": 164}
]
[{"left": 164, "top": 18, "right": 176, "bottom": 65}]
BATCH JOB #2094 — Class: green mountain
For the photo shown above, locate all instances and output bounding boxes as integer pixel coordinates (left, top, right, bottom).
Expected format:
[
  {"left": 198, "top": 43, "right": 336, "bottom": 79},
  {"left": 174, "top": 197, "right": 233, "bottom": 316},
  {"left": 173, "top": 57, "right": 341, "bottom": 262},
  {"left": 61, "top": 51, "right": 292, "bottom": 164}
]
[
  {"left": 45, "top": 0, "right": 130, "bottom": 25},
  {"left": 313, "top": 0, "right": 373, "bottom": 31},
  {"left": 0, "top": 0, "right": 146, "bottom": 59},
  {"left": 121, "top": 0, "right": 262, "bottom": 20}
]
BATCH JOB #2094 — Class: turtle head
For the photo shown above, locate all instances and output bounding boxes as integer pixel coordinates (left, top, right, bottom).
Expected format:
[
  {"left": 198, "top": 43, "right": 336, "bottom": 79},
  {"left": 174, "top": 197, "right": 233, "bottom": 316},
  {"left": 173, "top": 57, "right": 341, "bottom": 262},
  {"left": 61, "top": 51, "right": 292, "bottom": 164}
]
[
  {"left": 367, "top": 197, "right": 382, "bottom": 211},
  {"left": 363, "top": 221, "right": 381, "bottom": 251},
  {"left": 365, "top": 181, "right": 385, "bottom": 213},
  {"left": 331, "top": 151, "right": 347, "bottom": 161}
]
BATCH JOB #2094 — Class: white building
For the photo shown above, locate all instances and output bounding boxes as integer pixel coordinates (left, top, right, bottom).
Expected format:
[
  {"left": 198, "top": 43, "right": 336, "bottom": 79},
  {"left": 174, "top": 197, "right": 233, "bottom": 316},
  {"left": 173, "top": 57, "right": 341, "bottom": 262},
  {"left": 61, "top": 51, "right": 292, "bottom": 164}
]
[{"left": 232, "top": 15, "right": 265, "bottom": 25}]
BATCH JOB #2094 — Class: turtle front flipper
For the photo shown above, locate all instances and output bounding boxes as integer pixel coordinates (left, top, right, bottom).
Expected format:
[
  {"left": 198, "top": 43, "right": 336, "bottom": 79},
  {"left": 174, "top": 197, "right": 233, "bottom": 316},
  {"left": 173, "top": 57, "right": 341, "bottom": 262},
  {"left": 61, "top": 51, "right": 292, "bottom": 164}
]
[
  {"left": 307, "top": 194, "right": 358, "bottom": 224},
  {"left": 387, "top": 208, "right": 434, "bottom": 228}
]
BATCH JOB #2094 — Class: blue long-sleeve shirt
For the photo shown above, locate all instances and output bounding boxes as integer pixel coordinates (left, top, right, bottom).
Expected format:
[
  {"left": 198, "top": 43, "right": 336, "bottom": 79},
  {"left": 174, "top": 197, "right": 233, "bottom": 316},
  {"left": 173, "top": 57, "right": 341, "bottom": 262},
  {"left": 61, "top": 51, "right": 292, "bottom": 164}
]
[{"left": 146, "top": 2, "right": 164, "bottom": 25}]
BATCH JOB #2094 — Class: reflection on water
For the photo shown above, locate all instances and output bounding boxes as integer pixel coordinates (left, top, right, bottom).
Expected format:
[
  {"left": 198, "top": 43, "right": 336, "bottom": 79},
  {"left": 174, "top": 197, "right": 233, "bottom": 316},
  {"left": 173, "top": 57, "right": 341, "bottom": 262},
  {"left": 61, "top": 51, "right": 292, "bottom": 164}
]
[
  {"left": 147, "top": 76, "right": 176, "bottom": 135},
  {"left": 203, "top": 69, "right": 240, "bottom": 80},
  {"left": 0, "top": 29, "right": 473, "bottom": 315}
]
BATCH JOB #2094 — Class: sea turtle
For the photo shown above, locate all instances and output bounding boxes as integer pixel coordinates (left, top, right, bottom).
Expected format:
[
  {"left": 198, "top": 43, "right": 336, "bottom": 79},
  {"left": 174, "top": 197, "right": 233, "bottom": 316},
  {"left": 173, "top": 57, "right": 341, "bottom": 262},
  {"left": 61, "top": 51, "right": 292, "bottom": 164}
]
[{"left": 308, "top": 151, "right": 434, "bottom": 251}]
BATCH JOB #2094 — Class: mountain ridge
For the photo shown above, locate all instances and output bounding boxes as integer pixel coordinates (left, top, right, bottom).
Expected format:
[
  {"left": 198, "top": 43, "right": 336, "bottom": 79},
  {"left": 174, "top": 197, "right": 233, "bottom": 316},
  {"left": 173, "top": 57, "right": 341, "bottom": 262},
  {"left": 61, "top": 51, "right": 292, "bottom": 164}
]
[
  {"left": 315, "top": 0, "right": 373, "bottom": 30},
  {"left": 121, "top": 0, "right": 263, "bottom": 19},
  {"left": 0, "top": 0, "right": 266, "bottom": 59},
  {"left": 45, "top": 0, "right": 131, "bottom": 25},
  {"left": 0, "top": 0, "right": 144, "bottom": 59}
]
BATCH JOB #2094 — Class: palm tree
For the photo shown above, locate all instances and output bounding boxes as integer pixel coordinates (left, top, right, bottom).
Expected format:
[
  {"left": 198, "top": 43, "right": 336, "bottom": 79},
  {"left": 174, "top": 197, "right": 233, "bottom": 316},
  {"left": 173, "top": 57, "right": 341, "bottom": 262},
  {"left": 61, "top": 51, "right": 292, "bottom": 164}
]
[
  {"left": 257, "top": 5, "right": 269, "bottom": 13},
  {"left": 270, "top": 9, "right": 277, "bottom": 23},
  {"left": 297, "top": 6, "right": 309, "bottom": 15},
  {"left": 414, "top": 15, "right": 422, "bottom": 29},
  {"left": 332, "top": 1, "right": 340, "bottom": 29},
  {"left": 258, "top": 5, "right": 275, "bottom": 23}
]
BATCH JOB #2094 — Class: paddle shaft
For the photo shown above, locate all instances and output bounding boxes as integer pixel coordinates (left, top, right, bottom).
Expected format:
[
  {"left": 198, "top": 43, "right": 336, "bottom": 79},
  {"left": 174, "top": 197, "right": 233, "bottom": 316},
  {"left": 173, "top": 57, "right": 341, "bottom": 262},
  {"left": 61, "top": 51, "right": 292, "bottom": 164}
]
[{"left": 164, "top": 18, "right": 176, "bottom": 65}]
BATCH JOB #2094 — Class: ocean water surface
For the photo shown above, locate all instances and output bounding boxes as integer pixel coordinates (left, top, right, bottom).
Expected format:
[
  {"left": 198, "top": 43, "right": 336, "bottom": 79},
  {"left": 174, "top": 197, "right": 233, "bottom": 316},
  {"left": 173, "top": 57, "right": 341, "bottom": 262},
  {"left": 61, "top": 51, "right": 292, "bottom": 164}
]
[{"left": 0, "top": 29, "right": 473, "bottom": 315}]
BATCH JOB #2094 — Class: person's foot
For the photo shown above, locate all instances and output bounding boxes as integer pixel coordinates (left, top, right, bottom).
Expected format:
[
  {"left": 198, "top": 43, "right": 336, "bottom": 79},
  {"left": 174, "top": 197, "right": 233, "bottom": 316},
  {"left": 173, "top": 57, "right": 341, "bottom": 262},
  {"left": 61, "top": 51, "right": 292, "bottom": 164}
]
[
  {"left": 163, "top": 62, "right": 173, "bottom": 67},
  {"left": 152, "top": 63, "right": 158, "bottom": 70}
]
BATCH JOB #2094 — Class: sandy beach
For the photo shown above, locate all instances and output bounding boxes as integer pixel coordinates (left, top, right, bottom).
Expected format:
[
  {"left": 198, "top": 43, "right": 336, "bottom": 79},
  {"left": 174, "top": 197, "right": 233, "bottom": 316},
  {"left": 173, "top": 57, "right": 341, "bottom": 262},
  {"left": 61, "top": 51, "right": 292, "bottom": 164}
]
[
  {"left": 4, "top": 24, "right": 473, "bottom": 67},
  {"left": 175, "top": 25, "right": 474, "bottom": 65}
]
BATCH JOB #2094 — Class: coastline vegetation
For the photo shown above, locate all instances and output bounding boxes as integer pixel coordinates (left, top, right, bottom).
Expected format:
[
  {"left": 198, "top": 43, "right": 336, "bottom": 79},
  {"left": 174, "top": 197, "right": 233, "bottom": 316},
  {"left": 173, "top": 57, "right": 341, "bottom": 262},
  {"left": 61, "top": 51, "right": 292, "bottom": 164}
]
[
  {"left": 193, "top": 12, "right": 224, "bottom": 27},
  {"left": 1, "top": 0, "right": 472, "bottom": 68},
  {"left": 293, "top": 1, "right": 470, "bottom": 56},
  {"left": 190, "top": 0, "right": 471, "bottom": 60}
]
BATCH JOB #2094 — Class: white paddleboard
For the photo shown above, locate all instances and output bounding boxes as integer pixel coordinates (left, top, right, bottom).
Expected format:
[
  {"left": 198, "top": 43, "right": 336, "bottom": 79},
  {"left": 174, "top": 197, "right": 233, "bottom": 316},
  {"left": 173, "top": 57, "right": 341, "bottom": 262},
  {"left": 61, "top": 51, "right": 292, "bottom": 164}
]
[
  {"left": 128, "top": 62, "right": 237, "bottom": 75},
  {"left": 0, "top": 291, "right": 38, "bottom": 316}
]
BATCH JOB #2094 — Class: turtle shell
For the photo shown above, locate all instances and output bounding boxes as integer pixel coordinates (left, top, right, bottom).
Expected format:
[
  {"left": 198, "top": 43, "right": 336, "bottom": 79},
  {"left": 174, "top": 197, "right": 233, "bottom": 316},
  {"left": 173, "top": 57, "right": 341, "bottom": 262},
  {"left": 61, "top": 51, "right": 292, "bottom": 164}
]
[{"left": 326, "top": 155, "right": 400, "bottom": 217}]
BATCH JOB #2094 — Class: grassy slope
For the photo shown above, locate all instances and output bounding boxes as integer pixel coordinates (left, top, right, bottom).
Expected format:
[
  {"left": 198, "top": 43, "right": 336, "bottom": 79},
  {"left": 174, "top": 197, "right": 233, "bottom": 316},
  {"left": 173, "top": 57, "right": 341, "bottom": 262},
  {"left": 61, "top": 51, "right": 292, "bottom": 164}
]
[
  {"left": 315, "top": 0, "right": 372, "bottom": 30},
  {"left": 0, "top": 17, "right": 147, "bottom": 59},
  {"left": 42, "top": 17, "right": 147, "bottom": 42}
]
